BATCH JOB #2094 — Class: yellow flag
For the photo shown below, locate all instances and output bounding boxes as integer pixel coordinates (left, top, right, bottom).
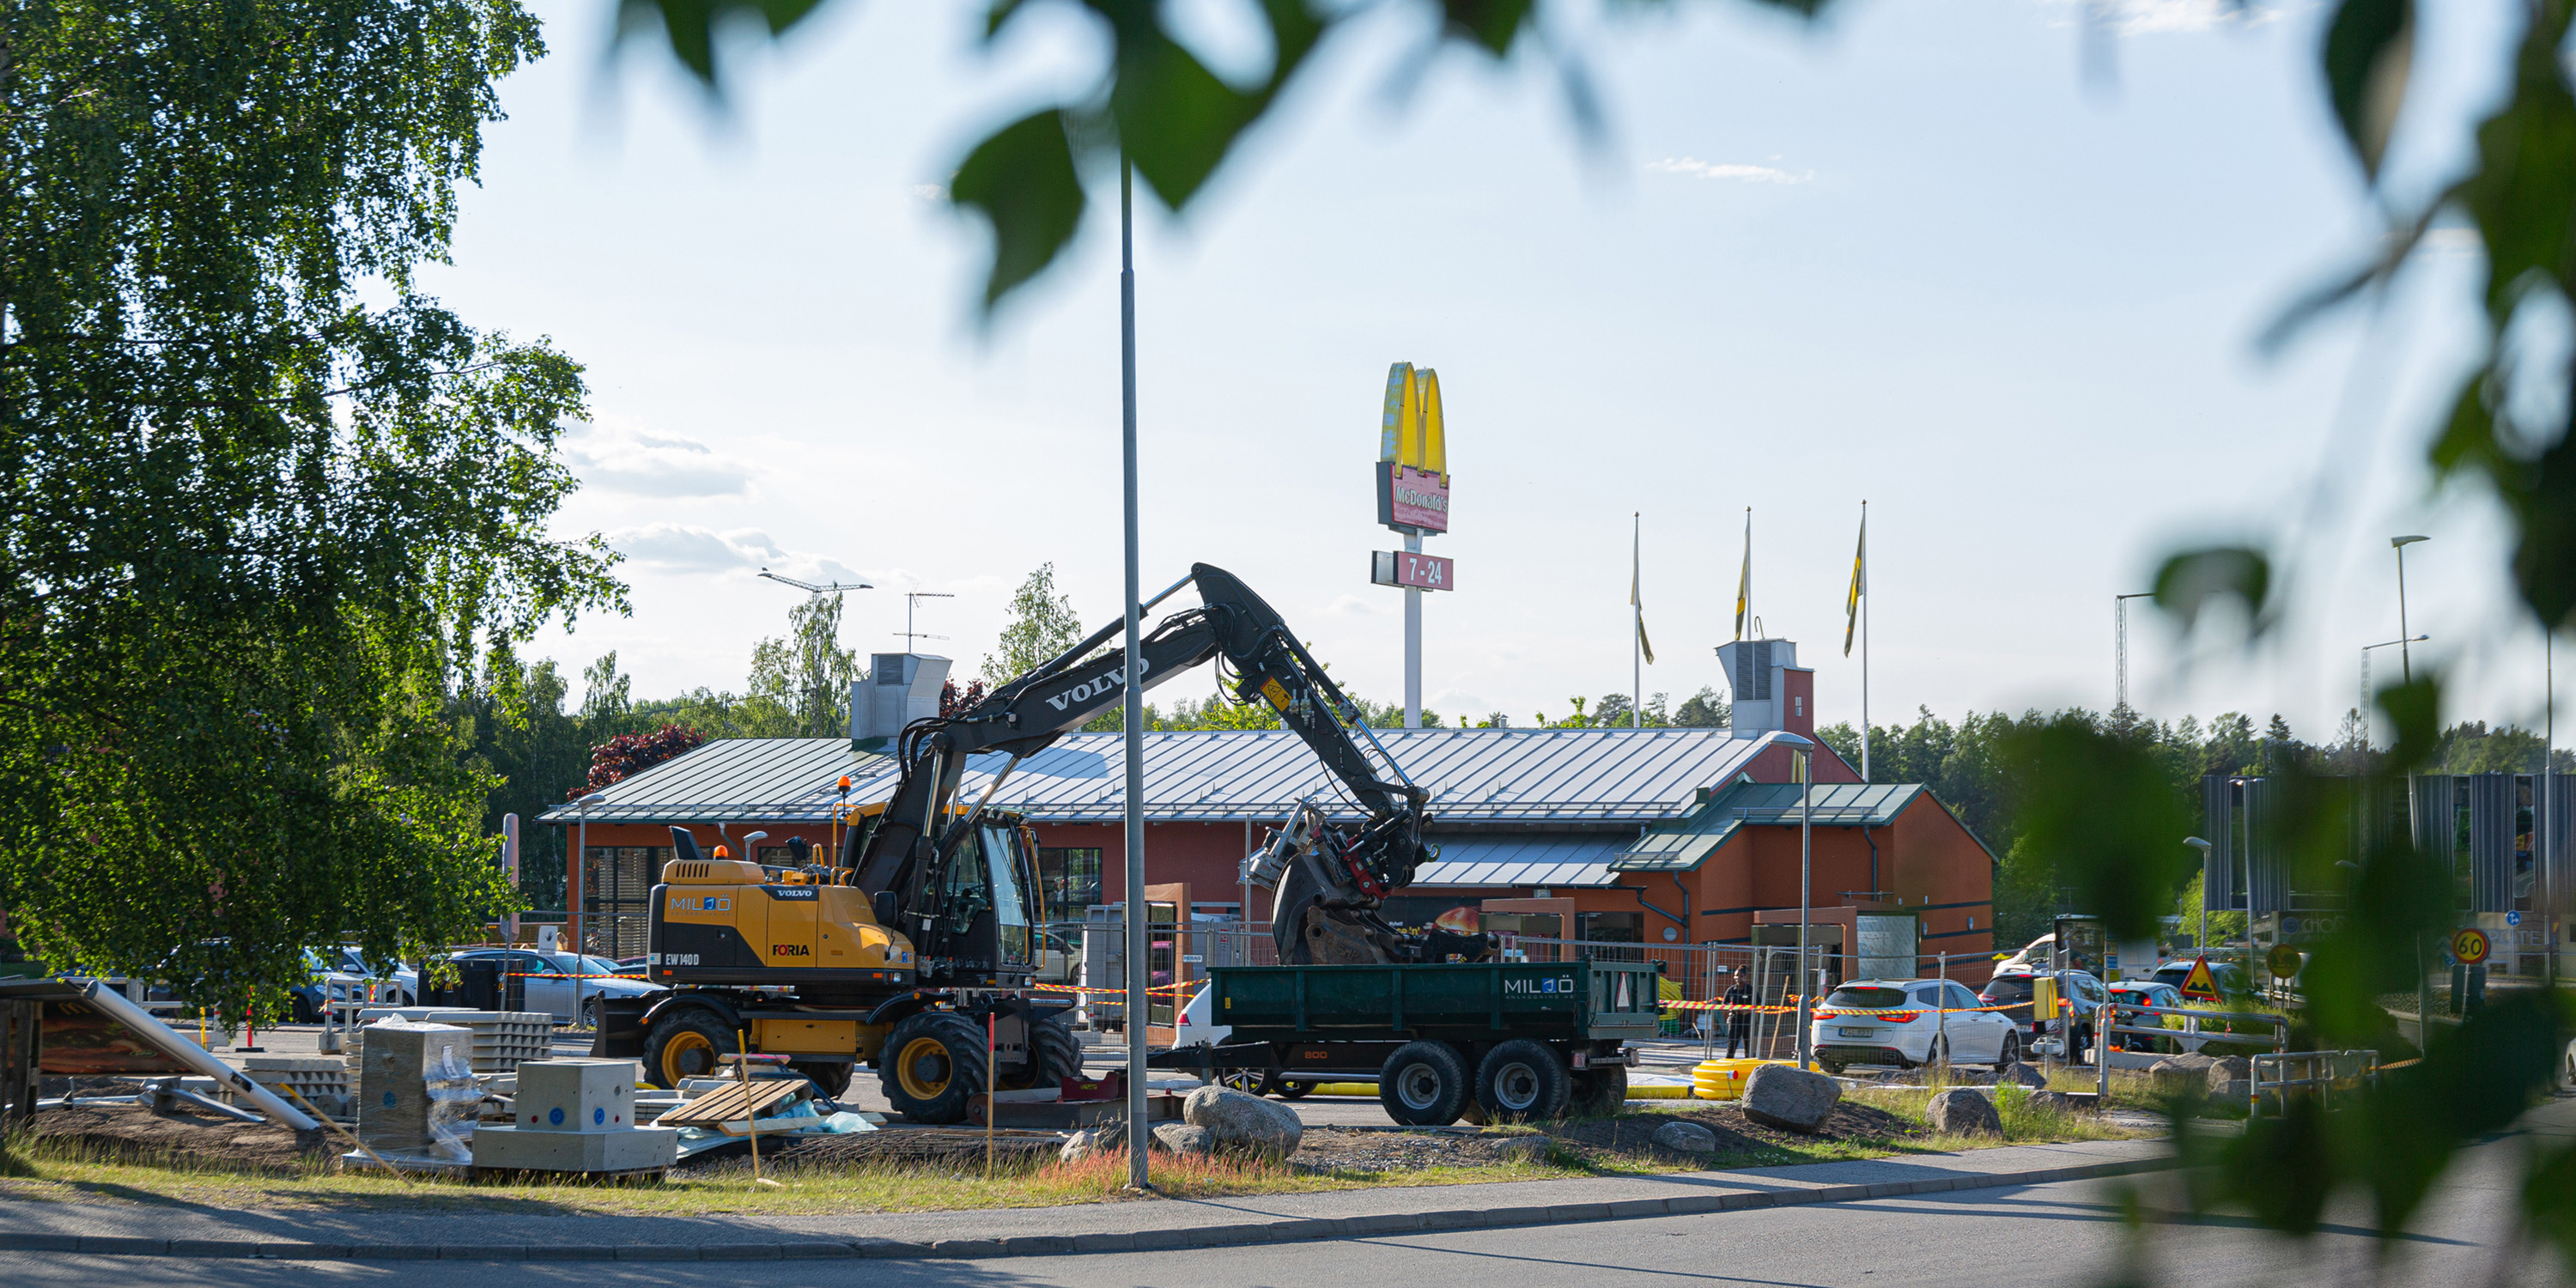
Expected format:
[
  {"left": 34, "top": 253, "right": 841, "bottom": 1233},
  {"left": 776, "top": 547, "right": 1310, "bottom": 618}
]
[
  {"left": 1733, "top": 509, "right": 1752, "bottom": 641},
  {"left": 1631, "top": 522, "right": 1655, "bottom": 665},
  {"left": 1844, "top": 507, "right": 1866, "bottom": 657}
]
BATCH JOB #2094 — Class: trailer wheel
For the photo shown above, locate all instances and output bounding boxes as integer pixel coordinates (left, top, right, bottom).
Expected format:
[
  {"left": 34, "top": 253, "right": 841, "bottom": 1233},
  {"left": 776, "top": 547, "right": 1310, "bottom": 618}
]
[
  {"left": 1475, "top": 1039, "right": 1571, "bottom": 1123},
  {"left": 1379, "top": 1041, "right": 1470, "bottom": 1126},
  {"left": 646, "top": 1012, "right": 735, "bottom": 1089},
  {"left": 1273, "top": 1077, "right": 1311, "bottom": 1100},
  {"left": 1001, "top": 1012, "right": 1082, "bottom": 1091},
  {"left": 1567, "top": 1064, "right": 1628, "bottom": 1117},
  {"left": 790, "top": 1060, "right": 854, "bottom": 1098},
  {"left": 880, "top": 1011, "right": 987, "bottom": 1124}
]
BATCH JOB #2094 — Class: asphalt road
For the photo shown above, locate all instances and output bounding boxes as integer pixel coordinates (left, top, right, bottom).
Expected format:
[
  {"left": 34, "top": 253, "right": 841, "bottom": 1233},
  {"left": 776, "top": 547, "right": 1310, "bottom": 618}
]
[{"left": 0, "top": 1157, "right": 2545, "bottom": 1288}]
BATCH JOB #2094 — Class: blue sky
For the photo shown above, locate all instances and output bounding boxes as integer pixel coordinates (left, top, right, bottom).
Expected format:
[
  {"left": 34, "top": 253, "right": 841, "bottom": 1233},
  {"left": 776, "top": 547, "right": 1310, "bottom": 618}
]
[{"left": 420, "top": 0, "right": 2564, "bottom": 744}]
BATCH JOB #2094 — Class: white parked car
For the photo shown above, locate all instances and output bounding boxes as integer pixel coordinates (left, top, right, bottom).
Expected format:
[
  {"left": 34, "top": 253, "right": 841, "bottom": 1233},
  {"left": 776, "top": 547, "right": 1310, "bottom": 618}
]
[{"left": 1810, "top": 978, "right": 2022, "bottom": 1074}]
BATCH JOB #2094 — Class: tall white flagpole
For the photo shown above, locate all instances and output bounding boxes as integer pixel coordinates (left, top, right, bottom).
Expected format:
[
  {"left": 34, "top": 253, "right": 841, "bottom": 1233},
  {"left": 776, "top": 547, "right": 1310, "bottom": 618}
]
[
  {"left": 1861, "top": 501, "right": 1870, "bottom": 781},
  {"left": 1627, "top": 513, "right": 1659, "bottom": 724}
]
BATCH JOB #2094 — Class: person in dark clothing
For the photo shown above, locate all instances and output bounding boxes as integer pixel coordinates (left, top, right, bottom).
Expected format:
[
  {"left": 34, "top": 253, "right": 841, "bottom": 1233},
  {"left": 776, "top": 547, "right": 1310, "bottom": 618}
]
[{"left": 1722, "top": 972, "right": 1753, "bottom": 1059}]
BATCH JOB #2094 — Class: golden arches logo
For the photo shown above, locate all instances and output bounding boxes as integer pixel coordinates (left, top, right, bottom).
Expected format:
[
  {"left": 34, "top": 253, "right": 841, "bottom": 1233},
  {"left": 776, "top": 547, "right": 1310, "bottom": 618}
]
[{"left": 1381, "top": 362, "right": 1447, "bottom": 478}]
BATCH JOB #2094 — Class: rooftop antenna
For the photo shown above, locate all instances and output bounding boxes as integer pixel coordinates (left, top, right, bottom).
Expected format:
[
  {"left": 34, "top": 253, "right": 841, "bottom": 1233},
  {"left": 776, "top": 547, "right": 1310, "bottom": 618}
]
[
  {"left": 758, "top": 568, "right": 873, "bottom": 596},
  {"left": 899, "top": 591, "right": 955, "bottom": 649}
]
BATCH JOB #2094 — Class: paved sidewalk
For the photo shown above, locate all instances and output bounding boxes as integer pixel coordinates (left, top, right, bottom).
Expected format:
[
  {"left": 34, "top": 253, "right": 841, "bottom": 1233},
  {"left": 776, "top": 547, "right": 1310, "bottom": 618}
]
[{"left": 0, "top": 1137, "right": 2174, "bottom": 1261}]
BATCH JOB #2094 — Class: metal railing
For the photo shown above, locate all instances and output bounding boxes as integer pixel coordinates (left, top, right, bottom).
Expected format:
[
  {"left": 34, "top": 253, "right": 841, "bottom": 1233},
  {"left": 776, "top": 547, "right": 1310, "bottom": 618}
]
[
  {"left": 2090, "top": 999, "right": 2292, "bottom": 1101},
  {"left": 2250, "top": 1049, "right": 2379, "bottom": 1118}
]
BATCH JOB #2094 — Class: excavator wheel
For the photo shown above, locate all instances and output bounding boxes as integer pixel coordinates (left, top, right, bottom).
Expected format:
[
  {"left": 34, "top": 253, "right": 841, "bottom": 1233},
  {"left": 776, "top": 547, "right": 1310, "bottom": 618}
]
[
  {"left": 1000, "top": 1012, "right": 1082, "bottom": 1091},
  {"left": 790, "top": 1060, "right": 854, "bottom": 1099},
  {"left": 646, "top": 1011, "right": 735, "bottom": 1090},
  {"left": 880, "top": 1011, "right": 988, "bottom": 1124},
  {"left": 1566, "top": 1065, "right": 1628, "bottom": 1118}
]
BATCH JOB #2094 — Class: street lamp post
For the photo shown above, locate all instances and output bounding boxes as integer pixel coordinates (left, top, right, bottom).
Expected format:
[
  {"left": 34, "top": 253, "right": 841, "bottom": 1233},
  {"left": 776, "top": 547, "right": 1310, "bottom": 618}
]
[
  {"left": 1771, "top": 732, "right": 1816, "bottom": 1071},
  {"left": 2183, "top": 837, "right": 2213, "bottom": 951},
  {"left": 2360, "top": 635, "right": 2428, "bottom": 761},
  {"left": 573, "top": 793, "right": 605, "bottom": 956},
  {"left": 2392, "top": 536, "right": 2429, "bottom": 684}
]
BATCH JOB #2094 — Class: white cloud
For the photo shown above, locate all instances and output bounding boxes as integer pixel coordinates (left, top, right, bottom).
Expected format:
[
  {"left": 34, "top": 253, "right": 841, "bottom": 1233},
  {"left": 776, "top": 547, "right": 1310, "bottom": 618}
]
[
  {"left": 2039, "top": 0, "right": 2277, "bottom": 36},
  {"left": 1645, "top": 158, "right": 1813, "bottom": 185},
  {"left": 566, "top": 416, "right": 755, "bottom": 499},
  {"left": 1324, "top": 593, "right": 1387, "bottom": 617},
  {"left": 606, "top": 524, "right": 784, "bottom": 572}
]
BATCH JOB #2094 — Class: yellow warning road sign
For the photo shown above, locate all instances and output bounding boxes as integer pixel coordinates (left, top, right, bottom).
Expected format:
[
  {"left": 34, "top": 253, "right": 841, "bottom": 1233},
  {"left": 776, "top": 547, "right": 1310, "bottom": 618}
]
[
  {"left": 2451, "top": 927, "right": 2492, "bottom": 967},
  {"left": 2265, "top": 944, "right": 2302, "bottom": 978},
  {"left": 2179, "top": 955, "right": 2221, "bottom": 1002}
]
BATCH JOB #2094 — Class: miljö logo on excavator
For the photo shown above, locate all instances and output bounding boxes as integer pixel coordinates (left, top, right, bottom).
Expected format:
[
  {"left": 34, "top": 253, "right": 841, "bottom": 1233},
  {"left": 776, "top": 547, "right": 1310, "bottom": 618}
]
[{"left": 1042, "top": 658, "right": 1150, "bottom": 712}]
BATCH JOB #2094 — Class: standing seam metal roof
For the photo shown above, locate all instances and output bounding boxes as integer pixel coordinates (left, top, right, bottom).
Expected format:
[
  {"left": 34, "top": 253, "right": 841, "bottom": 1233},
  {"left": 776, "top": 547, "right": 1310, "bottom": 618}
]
[
  {"left": 1612, "top": 781, "right": 1947, "bottom": 872},
  {"left": 539, "top": 727, "right": 1790, "bottom": 826}
]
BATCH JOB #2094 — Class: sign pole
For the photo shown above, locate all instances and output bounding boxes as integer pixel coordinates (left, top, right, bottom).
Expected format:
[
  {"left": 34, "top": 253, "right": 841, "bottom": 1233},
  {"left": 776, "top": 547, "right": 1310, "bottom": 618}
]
[{"left": 1404, "top": 532, "right": 1422, "bottom": 729}]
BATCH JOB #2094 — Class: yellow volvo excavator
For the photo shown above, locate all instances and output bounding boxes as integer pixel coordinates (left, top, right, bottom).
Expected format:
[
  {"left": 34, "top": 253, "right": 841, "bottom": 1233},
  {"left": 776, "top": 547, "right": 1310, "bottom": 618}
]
[{"left": 597, "top": 562, "right": 1482, "bottom": 1122}]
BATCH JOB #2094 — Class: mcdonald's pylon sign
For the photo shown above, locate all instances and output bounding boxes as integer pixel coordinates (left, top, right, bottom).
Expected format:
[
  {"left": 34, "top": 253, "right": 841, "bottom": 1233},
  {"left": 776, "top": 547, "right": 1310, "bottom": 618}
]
[{"left": 1376, "top": 361, "right": 1450, "bottom": 534}]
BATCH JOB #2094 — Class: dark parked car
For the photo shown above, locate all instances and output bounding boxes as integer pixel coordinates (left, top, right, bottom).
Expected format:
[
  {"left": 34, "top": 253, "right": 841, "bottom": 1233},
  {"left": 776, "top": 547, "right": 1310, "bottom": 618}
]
[{"left": 1978, "top": 968, "right": 2107, "bottom": 1059}]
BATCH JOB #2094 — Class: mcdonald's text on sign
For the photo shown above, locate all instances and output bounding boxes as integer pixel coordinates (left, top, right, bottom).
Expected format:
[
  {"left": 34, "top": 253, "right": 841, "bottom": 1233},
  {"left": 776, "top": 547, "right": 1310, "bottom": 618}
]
[{"left": 1372, "top": 550, "right": 1455, "bottom": 592}]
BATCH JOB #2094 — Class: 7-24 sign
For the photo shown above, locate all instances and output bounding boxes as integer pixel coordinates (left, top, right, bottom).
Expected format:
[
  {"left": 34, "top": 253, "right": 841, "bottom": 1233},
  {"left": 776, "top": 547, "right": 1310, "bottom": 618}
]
[{"left": 1371, "top": 550, "right": 1455, "bottom": 592}]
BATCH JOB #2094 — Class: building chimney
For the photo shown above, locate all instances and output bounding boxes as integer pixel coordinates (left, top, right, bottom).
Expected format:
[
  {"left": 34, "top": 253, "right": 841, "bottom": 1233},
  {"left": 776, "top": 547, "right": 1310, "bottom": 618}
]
[{"left": 853, "top": 653, "right": 951, "bottom": 747}]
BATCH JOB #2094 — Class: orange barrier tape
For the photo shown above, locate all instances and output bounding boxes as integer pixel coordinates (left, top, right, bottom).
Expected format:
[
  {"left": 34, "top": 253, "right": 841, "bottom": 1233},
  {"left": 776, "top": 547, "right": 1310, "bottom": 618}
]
[
  {"left": 1030, "top": 981, "right": 1205, "bottom": 999},
  {"left": 501, "top": 972, "right": 648, "bottom": 980},
  {"left": 1813, "top": 1002, "right": 2036, "bottom": 1018}
]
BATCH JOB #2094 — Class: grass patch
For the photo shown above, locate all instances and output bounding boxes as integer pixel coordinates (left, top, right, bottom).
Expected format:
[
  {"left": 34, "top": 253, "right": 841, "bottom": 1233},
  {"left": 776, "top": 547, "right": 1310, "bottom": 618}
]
[{"left": 0, "top": 1131, "right": 1585, "bottom": 1217}]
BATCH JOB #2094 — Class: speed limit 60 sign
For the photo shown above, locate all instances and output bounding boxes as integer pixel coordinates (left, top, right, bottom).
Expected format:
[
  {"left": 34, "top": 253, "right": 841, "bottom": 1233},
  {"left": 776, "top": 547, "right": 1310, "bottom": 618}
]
[{"left": 2451, "top": 927, "right": 2493, "bottom": 967}]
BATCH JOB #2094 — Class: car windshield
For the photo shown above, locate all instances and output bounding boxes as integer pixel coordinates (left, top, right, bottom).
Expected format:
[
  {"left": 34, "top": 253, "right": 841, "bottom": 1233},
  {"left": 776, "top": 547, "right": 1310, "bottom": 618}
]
[
  {"left": 1982, "top": 976, "right": 2032, "bottom": 1003},
  {"left": 584, "top": 956, "right": 626, "bottom": 977},
  {"left": 1825, "top": 986, "right": 1911, "bottom": 1010}
]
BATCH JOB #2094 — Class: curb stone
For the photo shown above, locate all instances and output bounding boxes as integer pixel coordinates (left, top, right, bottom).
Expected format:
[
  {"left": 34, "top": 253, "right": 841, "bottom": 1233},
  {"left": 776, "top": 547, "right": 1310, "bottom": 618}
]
[{"left": 0, "top": 1156, "right": 2178, "bottom": 1263}]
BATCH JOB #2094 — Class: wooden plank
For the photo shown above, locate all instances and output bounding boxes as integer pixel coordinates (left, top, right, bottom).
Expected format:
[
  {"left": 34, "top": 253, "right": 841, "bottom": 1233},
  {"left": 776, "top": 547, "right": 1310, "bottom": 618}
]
[{"left": 655, "top": 1078, "right": 804, "bottom": 1127}]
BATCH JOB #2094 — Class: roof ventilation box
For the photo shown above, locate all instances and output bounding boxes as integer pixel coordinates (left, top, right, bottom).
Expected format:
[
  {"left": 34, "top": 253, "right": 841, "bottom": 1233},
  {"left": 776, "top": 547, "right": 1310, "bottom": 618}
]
[{"left": 852, "top": 653, "right": 951, "bottom": 747}]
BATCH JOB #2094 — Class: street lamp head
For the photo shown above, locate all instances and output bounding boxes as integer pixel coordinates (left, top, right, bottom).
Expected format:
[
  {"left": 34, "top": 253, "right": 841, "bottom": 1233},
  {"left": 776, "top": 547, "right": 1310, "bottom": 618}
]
[
  {"left": 2392, "top": 535, "right": 2429, "bottom": 549},
  {"left": 1769, "top": 733, "right": 1814, "bottom": 749},
  {"left": 743, "top": 830, "right": 769, "bottom": 845},
  {"left": 2183, "top": 836, "right": 2213, "bottom": 852},
  {"left": 575, "top": 793, "right": 606, "bottom": 813}
]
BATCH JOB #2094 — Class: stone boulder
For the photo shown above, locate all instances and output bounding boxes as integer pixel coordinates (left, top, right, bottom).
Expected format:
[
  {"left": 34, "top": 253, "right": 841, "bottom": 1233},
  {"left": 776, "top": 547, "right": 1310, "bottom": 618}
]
[
  {"left": 1741, "top": 1064, "right": 1842, "bottom": 1133},
  {"left": 1059, "top": 1122, "right": 1127, "bottom": 1163},
  {"left": 1941, "top": 1067, "right": 1996, "bottom": 1087},
  {"left": 1996, "top": 1062, "right": 2050, "bottom": 1089},
  {"left": 2024, "top": 1090, "right": 2089, "bottom": 1114},
  {"left": 2204, "top": 1055, "right": 2251, "bottom": 1103},
  {"left": 1650, "top": 1120, "right": 1719, "bottom": 1153},
  {"left": 1182, "top": 1084, "right": 1303, "bottom": 1160},
  {"left": 1151, "top": 1123, "right": 1215, "bottom": 1157},
  {"left": 1928, "top": 1088, "right": 2003, "bottom": 1137}
]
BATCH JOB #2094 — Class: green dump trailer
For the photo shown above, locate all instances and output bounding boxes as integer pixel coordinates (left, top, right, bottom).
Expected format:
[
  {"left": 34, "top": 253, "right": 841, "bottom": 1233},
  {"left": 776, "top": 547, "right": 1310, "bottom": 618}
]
[{"left": 1146, "top": 958, "right": 1663, "bottom": 1125}]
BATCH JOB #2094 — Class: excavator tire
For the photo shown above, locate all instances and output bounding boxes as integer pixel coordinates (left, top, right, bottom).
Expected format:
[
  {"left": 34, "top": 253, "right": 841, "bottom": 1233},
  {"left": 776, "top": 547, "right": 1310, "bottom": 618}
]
[
  {"left": 646, "top": 1011, "right": 736, "bottom": 1090},
  {"left": 880, "top": 1011, "right": 988, "bottom": 1124},
  {"left": 1003, "top": 1012, "right": 1082, "bottom": 1091},
  {"left": 790, "top": 1060, "right": 854, "bottom": 1099}
]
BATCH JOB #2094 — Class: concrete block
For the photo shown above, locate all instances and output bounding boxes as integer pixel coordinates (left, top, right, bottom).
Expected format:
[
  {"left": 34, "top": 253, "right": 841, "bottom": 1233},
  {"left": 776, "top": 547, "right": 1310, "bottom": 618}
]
[
  {"left": 1483, "top": 1205, "right": 1552, "bottom": 1228},
  {"left": 929, "top": 1238, "right": 1004, "bottom": 1259},
  {"left": 1546, "top": 1203, "right": 1610, "bottom": 1224},
  {"left": 1605, "top": 1199, "right": 1672, "bottom": 1219},
  {"left": 471, "top": 1124, "right": 677, "bottom": 1171},
  {"left": 777, "top": 1242, "right": 857, "bottom": 1259},
  {"left": 0, "top": 1233, "right": 79, "bottom": 1252},
  {"left": 349, "top": 1244, "right": 440, "bottom": 1261},
  {"left": 438, "top": 1245, "right": 526, "bottom": 1260},
  {"left": 1419, "top": 1208, "right": 1486, "bottom": 1230},
  {"left": 849, "top": 1239, "right": 931, "bottom": 1259},
  {"left": 1124, "top": 1229, "right": 1198, "bottom": 1251},
  {"left": 76, "top": 1236, "right": 167, "bottom": 1255},
  {"left": 511, "top": 1059, "right": 641, "bottom": 1133},
  {"left": 1261, "top": 1220, "right": 1335, "bottom": 1244},
  {"left": 1666, "top": 1194, "right": 1727, "bottom": 1216},
  {"left": 165, "top": 1240, "right": 258, "bottom": 1258},
  {"left": 1719, "top": 1191, "right": 1774, "bottom": 1210},
  {"left": 1865, "top": 1182, "right": 1908, "bottom": 1199},
  {"left": 1813, "top": 1185, "right": 1872, "bottom": 1204},
  {"left": 1344, "top": 1213, "right": 1426, "bottom": 1235},
  {"left": 259, "top": 1243, "right": 354, "bottom": 1259},
  {"left": 696, "top": 1244, "right": 781, "bottom": 1261},
  {"left": 1069, "top": 1232, "right": 1139, "bottom": 1253},
  {"left": 613, "top": 1244, "right": 699, "bottom": 1261},
  {"left": 523, "top": 1244, "right": 613, "bottom": 1261},
  {"left": 997, "top": 1236, "right": 1073, "bottom": 1256},
  {"left": 357, "top": 1022, "right": 476, "bottom": 1155}
]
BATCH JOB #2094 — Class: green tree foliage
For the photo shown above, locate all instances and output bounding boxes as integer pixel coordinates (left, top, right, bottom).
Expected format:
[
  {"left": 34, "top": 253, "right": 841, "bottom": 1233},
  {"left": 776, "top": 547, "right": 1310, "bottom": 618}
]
[
  {"left": 743, "top": 592, "right": 859, "bottom": 737},
  {"left": 0, "top": 0, "right": 621, "bottom": 1017},
  {"left": 1672, "top": 687, "right": 1730, "bottom": 727},
  {"left": 983, "top": 564, "right": 1087, "bottom": 687}
]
